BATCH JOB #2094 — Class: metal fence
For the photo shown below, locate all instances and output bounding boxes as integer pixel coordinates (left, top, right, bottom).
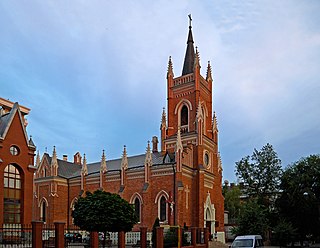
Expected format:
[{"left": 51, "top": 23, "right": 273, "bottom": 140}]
[{"left": 0, "top": 224, "right": 32, "bottom": 247}]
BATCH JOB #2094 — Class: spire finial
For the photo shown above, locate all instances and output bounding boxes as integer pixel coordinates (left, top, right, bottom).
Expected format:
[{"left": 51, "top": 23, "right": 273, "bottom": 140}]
[
  {"left": 100, "top": 149, "right": 107, "bottom": 173},
  {"left": 206, "top": 61, "right": 212, "bottom": 82},
  {"left": 188, "top": 14, "right": 192, "bottom": 27},
  {"left": 167, "top": 56, "right": 174, "bottom": 78}
]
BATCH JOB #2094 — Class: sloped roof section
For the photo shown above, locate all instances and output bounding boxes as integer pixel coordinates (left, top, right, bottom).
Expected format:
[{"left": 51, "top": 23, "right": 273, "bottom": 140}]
[{"left": 44, "top": 151, "right": 168, "bottom": 179}]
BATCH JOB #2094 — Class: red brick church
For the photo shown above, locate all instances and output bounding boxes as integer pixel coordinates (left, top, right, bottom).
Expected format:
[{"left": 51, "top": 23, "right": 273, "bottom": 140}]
[{"left": 33, "top": 20, "right": 225, "bottom": 239}]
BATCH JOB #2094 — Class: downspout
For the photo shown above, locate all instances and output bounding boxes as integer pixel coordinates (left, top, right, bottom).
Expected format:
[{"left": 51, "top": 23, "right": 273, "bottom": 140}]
[{"left": 67, "top": 179, "right": 70, "bottom": 230}]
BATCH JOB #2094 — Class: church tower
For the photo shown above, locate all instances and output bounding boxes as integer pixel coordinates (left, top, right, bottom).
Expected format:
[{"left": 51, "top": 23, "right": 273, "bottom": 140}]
[{"left": 162, "top": 15, "right": 224, "bottom": 234}]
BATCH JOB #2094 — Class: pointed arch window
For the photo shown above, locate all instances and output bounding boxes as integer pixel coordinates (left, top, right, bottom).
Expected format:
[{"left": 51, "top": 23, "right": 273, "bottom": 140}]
[
  {"left": 181, "top": 105, "right": 188, "bottom": 126},
  {"left": 3, "top": 164, "right": 22, "bottom": 224},
  {"left": 41, "top": 201, "right": 47, "bottom": 223},
  {"left": 134, "top": 198, "right": 141, "bottom": 222},
  {"left": 159, "top": 196, "right": 167, "bottom": 222}
]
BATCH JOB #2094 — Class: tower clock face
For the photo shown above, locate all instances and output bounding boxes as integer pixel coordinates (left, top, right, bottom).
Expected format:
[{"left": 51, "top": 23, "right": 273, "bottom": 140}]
[{"left": 204, "top": 152, "right": 210, "bottom": 169}]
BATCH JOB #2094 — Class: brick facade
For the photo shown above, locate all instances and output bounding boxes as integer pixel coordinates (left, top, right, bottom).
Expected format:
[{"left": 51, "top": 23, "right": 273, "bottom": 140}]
[
  {"left": 33, "top": 21, "right": 225, "bottom": 237},
  {"left": 0, "top": 98, "right": 36, "bottom": 226}
]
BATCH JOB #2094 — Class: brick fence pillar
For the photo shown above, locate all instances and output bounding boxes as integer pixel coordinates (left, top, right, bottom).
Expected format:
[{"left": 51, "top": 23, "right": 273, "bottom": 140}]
[
  {"left": 156, "top": 227, "right": 163, "bottom": 248},
  {"left": 32, "top": 221, "right": 43, "bottom": 248},
  {"left": 191, "top": 227, "right": 197, "bottom": 247},
  {"left": 118, "top": 231, "right": 126, "bottom": 248},
  {"left": 54, "top": 222, "right": 65, "bottom": 248},
  {"left": 90, "top": 232, "right": 99, "bottom": 248},
  {"left": 140, "top": 227, "right": 147, "bottom": 248}
]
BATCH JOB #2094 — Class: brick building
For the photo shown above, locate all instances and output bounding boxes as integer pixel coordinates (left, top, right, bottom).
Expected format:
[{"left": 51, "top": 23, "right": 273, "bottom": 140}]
[
  {"left": 33, "top": 20, "right": 225, "bottom": 238},
  {"left": 0, "top": 98, "right": 36, "bottom": 226}
]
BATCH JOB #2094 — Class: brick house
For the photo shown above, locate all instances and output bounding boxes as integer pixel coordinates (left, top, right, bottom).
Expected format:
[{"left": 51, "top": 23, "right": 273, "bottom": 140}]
[
  {"left": 33, "top": 21, "right": 225, "bottom": 238},
  {"left": 0, "top": 98, "right": 36, "bottom": 226}
]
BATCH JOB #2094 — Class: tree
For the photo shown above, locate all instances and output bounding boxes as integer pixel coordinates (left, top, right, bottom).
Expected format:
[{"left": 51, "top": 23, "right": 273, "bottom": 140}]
[
  {"left": 72, "top": 190, "right": 138, "bottom": 247},
  {"left": 232, "top": 199, "right": 268, "bottom": 237},
  {"left": 235, "top": 143, "right": 282, "bottom": 207},
  {"left": 223, "top": 184, "right": 242, "bottom": 223},
  {"left": 277, "top": 155, "right": 320, "bottom": 242}
]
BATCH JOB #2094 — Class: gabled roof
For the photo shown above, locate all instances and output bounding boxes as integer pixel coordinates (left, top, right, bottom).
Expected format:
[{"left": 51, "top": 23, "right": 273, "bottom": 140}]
[
  {"left": 43, "top": 151, "right": 168, "bottom": 179},
  {"left": 0, "top": 103, "right": 32, "bottom": 147}
]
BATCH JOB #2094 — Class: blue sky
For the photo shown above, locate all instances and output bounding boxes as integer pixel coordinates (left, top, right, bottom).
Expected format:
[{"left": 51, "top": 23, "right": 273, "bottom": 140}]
[{"left": 1, "top": 1, "right": 319, "bottom": 182}]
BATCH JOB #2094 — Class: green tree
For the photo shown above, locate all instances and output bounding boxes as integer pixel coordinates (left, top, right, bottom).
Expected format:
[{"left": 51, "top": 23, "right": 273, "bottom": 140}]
[
  {"left": 271, "top": 219, "right": 297, "bottom": 247},
  {"left": 235, "top": 143, "right": 282, "bottom": 207},
  {"left": 72, "top": 190, "right": 138, "bottom": 248},
  {"left": 223, "top": 184, "right": 242, "bottom": 223},
  {"left": 277, "top": 155, "right": 320, "bottom": 242},
  {"left": 232, "top": 200, "right": 268, "bottom": 237}
]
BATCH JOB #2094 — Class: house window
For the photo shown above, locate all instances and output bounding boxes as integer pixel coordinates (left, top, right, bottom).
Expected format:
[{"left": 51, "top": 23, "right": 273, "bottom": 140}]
[
  {"left": 10, "top": 146, "right": 20, "bottom": 156},
  {"left": 159, "top": 196, "right": 167, "bottom": 222},
  {"left": 181, "top": 106, "right": 188, "bottom": 126},
  {"left": 3, "top": 164, "right": 21, "bottom": 224},
  {"left": 134, "top": 198, "right": 141, "bottom": 222}
]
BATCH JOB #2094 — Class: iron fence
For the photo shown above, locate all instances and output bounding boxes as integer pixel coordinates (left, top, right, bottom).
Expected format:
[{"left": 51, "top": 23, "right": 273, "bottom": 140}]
[{"left": 0, "top": 224, "right": 32, "bottom": 247}]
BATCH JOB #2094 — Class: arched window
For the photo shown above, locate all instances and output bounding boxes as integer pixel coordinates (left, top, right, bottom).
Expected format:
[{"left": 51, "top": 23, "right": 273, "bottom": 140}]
[
  {"left": 181, "top": 105, "right": 188, "bottom": 126},
  {"left": 159, "top": 196, "right": 167, "bottom": 222},
  {"left": 41, "top": 201, "right": 47, "bottom": 222},
  {"left": 3, "top": 164, "right": 22, "bottom": 224},
  {"left": 134, "top": 198, "right": 141, "bottom": 222}
]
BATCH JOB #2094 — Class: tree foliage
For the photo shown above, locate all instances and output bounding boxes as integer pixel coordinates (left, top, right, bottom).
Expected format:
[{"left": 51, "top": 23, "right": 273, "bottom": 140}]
[
  {"left": 235, "top": 143, "right": 282, "bottom": 206},
  {"left": 223, "top": 184, "right": 242, "bottom": 223},
  {"left": 277, "top": 154, "right": 320, "bottom": 241},
  {"left": 72, "top": 190, "right": 138, "bottom": 233},
  {"left": 232, "top": 200, "right": 268, "bottom": 237}
]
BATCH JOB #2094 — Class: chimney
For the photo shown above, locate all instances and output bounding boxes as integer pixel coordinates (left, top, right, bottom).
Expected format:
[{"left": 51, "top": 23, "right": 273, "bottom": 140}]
[
  {"left": 63, "top": 155, "right": 68, "bottom": 161},
  {"left": 152, "top": 136, "right": 158, "bottom": 153},
  {"left": 74, "top": 152, "right": 82, "bottom": 165}
]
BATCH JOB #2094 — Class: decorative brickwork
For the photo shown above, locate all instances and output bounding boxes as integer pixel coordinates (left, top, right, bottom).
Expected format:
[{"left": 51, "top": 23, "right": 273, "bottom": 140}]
[{"left": 33, "top": 19, "right": 224, "bottom": 239}]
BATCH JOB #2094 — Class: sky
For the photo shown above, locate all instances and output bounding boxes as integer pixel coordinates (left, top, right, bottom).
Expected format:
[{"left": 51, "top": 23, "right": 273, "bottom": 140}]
[{"left": 1, "top": 1, "right": 319, "bottom": 182}]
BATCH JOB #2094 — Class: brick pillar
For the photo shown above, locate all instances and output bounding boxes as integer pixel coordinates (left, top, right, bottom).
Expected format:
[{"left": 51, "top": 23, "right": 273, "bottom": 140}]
[
  {"left": 191, "top": 227, "right": 197, "bottom": 247},
  {"left": 90, "top": 232, "right": 99, "bottom": 248},
  {"left": 118, "top": 231, "right": 126, "bottom": 248},
  {"left": 204, "top": 227, "right": 209, "bottom": 248},
  {"left": 156, "top": 227, "right": 163, "bottom": 248},
  {"left": 54, "top": 222, "right": 65, "bottom": 248},
  {"left": 140, "top": 227, "right": 147, "bottom": 248},
  {"left": 32, "top": 221, "right": 43, "bottom": 248}
]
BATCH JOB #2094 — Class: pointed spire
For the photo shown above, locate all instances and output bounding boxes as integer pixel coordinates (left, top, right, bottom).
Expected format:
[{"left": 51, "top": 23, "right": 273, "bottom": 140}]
[
  {"left": 100, "top": 150, "right": 107, "bottom": 174},
  {"left": 29, "top": 135, "right": 35, "bottom": 147},
  {"left": 82, "top": 153, "right": 88, "bottom": 176},
  {"left": 121, "top": 145, "right": 128, "bottom": 170},
  {"left": 51, "top": 146, "right": 58, "bottom": 166},
  {"left": 161, "top": 107, "right": 167, "bottom": 129},
  {"left": 51, "top": 146, "right": 58, "bottom": 176},
  {"left": 176, "top": 127, "right": 183, "bottom": 152},
  {"left": 213, "top": 112, "right": 218, "bottom": 132},
  {"left": 36, "top": 150, "right": 41, "bottom": 167},
  {"left": 194, "top": 46, "right": 200, "bottom": 69},
  {"left": 167, "top": 56, "right": 174, "bottom": 78},
  {"left": 182, "top": 15, "right": 195, "bottom": 76},
  {"left": 206, "top": 61, "right": 212, "bottom": 82},
  {"left": 145, "top": 141, "right": 153, "bottom": 167}
]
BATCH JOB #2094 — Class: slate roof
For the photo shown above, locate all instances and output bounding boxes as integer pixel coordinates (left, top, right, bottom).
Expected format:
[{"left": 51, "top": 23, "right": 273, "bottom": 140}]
[
  {"left": 43, "top": 151, "right": 170, "bottom": 179},
  {"left": 0, "top": 112, "right": 11, "bottom": 138}
]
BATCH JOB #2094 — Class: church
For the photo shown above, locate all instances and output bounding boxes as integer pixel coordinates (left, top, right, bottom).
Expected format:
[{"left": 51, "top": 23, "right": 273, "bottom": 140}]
[{"left": 33, "top": 19, "right": 225, "bottom": 239}]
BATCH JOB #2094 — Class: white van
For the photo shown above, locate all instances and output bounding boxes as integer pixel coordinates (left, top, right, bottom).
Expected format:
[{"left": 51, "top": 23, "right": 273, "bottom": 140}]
[{"left": 231, "top": 235, "right": 264, "bottom": 248}]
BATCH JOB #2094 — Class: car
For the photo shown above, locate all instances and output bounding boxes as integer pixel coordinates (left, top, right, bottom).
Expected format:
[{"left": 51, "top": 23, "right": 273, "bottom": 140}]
[
  {"left": 231, "top": 235, "right": 263, "bottom": 248},
  {"left": 65, "top": 232, "right": 82, "bottom": 243}
]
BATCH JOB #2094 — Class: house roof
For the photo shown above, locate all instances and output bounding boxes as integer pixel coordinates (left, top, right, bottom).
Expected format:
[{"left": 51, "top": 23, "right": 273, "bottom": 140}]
[{"left": 43, "top": 151, "right": 169, "bottom": 179}]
